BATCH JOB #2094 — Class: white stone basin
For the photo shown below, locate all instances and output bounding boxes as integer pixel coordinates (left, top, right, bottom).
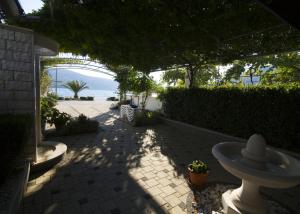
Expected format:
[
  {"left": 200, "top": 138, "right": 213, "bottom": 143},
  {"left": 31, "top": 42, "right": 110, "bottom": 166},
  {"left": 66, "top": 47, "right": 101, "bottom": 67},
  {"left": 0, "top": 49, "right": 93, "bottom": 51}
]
[
  {"left": 212, "top": 134, "right": 300, "bottom": 214},
  {"left": 212, "top": 142, "right": 300, "bottom": 189}
]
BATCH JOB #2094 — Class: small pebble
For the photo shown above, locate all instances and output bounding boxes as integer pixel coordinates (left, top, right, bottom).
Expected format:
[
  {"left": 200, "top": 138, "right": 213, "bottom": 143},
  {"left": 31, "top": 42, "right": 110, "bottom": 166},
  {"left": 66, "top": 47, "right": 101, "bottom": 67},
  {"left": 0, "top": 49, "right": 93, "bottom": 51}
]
[{"left": 189, "top": 184, "right": 290, "bottom": 214}]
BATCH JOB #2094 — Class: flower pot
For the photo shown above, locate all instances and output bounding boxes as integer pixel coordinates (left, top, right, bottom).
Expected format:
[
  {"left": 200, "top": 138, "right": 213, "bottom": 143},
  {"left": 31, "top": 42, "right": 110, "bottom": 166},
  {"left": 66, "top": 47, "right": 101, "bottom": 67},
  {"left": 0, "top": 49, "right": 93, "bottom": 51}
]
[{"left": 188, "top": 168, "right": 209, "bottom": 187}]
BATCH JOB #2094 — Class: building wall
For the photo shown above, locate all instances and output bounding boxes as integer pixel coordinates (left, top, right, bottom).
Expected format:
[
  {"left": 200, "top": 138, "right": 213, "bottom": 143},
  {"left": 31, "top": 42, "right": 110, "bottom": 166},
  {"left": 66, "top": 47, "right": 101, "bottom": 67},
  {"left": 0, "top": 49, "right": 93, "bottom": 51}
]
[
  {"left": 0, "top": 24, "right": 34, "bottom": 114},
  {"left": 0, "top": 24, "right": 35, "bottom": 161},
  {"left": 132, "top": 94, "right": 162, "bottom": 112}
]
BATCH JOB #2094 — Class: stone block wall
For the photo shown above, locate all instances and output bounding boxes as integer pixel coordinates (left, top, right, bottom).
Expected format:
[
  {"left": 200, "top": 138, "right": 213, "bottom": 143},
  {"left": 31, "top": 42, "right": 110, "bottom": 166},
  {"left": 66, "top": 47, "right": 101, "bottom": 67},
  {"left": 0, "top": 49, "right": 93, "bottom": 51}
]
[
  {"left": 0, "top": 24, "right": 34, "bottom": 114},
  {"left": 0, "top": 24, "right": 36, "bottom": 161}
]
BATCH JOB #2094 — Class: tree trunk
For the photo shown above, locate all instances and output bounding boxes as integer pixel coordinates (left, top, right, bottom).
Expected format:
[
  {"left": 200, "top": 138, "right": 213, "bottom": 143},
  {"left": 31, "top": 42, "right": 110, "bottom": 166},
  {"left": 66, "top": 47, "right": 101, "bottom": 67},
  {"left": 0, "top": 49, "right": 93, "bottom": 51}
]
[
  {"left": 186, "top": 66, "right": 196, "bottom": 88},
  {"left": 74, "top": 92, "right": 78, "bottom": 99},
  {"left": 141, "top": 91, "right": 149, "bottom": 110}
]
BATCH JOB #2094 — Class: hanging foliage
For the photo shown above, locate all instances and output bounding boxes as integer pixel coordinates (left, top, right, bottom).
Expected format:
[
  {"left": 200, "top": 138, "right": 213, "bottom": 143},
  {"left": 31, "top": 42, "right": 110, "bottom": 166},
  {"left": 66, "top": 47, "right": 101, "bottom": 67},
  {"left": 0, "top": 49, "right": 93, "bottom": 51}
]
[{"left": 12, "top": 0, "right": 300, "bottom": 72}]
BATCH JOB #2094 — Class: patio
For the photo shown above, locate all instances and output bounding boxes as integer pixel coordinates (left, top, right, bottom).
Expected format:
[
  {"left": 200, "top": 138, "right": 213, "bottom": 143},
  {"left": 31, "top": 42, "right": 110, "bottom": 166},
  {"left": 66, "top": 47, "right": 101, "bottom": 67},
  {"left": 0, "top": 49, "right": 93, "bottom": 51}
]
[{"left": 19, "top": 103, "right": 300, "bottom": 214}]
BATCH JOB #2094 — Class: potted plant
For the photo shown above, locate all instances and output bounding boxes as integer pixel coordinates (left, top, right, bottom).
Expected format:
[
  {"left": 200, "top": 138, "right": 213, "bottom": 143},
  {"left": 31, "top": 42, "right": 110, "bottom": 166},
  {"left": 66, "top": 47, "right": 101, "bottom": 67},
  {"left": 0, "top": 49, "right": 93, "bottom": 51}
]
[
  {"left": 49, "top": 108, "right": 71, "bottom": 132},
  {"left": 188, "top": 160, "right": 209, "bottom": 187}
]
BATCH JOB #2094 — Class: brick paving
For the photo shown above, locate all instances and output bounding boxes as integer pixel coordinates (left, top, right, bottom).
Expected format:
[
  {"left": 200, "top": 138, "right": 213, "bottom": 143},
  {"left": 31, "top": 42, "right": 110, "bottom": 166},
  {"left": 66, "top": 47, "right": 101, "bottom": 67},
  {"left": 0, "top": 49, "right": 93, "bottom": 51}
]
[{"left": 19, "top": 105, "right": 300, "bottom": 214}]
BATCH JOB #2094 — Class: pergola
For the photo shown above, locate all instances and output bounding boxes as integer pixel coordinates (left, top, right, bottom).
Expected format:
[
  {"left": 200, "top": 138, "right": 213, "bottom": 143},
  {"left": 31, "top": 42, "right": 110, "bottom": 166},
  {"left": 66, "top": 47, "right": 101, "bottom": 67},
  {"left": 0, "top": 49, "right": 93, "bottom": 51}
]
[{"left": 1, "top": 0, "right": 300, "bottom": 72}]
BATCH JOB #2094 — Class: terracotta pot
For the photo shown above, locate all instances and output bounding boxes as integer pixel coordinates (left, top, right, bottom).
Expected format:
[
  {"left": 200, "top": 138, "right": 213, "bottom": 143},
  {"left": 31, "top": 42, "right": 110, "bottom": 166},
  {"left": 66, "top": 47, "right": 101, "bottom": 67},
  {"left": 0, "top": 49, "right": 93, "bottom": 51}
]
[{"left": 188, "top": 169, "right": 209, "bottom": 187}]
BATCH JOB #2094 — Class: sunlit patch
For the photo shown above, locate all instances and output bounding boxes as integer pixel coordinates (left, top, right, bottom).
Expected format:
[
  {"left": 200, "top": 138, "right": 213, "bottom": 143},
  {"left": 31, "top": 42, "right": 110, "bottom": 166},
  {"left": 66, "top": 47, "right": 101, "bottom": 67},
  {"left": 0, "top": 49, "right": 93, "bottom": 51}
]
[
  {"left": 94, "top": 148, "right": 101, "bottom": 154},
  {"left": 44, "top": 203, "right": 59, "bottom": 214}
]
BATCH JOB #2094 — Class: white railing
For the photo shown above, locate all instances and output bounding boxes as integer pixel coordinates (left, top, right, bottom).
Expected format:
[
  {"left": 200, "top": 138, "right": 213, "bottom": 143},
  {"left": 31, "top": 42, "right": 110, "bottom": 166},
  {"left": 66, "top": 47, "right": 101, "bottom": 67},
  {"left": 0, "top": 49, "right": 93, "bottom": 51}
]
[{"left": 120, "top": 105, "right": 136, "bottom": 122}]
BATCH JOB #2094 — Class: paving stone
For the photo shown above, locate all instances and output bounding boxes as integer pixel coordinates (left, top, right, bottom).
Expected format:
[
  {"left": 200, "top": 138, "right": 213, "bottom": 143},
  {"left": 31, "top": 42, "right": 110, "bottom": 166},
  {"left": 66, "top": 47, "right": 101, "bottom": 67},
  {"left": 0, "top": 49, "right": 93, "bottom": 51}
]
[
  {"left": 20, "top": 109, "right": 300, "bottom": 214},
  {"left": 115, "top": 171, "right": 122, "bottom": 176},
  {"left": 145, "top": 179, "right": 159, "bottom": 187},
  {"left": 169, "top": 205, "right": 186, "bottom": 214},
  {"left": 64, "top": 173, "right": 71, "bottom": 178},
  {"left": 161, "top": 186, "right": 176, "bottom": 196},
  {"left": 165, "top": 194, "right": 182, "bottom": 207},
  {"left": 178, "top": 201, "right": 186, "bottom": 210},
  {"left": 50, "top": 189, "right": 61, "bottom": 195},
  {"left": 87, "top": 180, "right": 95, "bottom": 185},
  {"left": 113, "top": 186, "right": 122, "bottom": 192},
  {"left": 110, "top": 208, "right": 121, "bottom": 214},
  {"left": 169, "top": 183, "right": 177, "bottom": 188},
  {"left": 78, "top": 198, "right": 89, "bottom": 205},
  {"left": 143, "top": 193, "right": 152, "bottom": 200},
  {"left": 141, "top": 177, "right": 148, "bottom": 181}
]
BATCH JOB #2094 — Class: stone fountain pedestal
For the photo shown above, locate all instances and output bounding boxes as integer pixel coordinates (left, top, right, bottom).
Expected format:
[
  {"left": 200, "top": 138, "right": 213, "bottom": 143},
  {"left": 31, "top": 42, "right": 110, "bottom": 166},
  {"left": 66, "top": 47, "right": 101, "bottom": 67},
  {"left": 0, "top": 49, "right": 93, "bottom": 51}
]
[
  {"left": 222, "top": 180, "right": 267, "bottom": 214},
  {"left": 212, "top": 134, "right": 300, "bottom": 214}
]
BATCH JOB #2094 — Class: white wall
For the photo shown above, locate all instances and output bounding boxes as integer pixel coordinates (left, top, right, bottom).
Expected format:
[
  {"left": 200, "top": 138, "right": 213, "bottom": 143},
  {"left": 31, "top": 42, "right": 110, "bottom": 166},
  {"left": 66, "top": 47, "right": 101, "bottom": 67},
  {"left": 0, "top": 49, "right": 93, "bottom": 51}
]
[{"left": 131, "top": 94, "right": 162, "bottom": 112}]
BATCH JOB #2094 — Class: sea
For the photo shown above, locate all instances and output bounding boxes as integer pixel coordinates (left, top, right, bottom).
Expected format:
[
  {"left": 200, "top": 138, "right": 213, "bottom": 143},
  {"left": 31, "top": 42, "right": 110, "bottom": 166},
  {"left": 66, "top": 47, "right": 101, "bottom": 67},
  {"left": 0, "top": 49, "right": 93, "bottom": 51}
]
[{"left": 50, "top": 88, "right": 118, "bottom": 101}]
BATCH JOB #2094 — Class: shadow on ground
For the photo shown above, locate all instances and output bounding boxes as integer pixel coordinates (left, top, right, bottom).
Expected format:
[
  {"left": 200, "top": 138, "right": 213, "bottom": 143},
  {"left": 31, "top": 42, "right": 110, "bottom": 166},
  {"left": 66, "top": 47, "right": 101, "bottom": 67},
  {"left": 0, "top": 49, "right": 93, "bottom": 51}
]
[{"left": 21, "top": 110, "right": 300, "bottom": 214}]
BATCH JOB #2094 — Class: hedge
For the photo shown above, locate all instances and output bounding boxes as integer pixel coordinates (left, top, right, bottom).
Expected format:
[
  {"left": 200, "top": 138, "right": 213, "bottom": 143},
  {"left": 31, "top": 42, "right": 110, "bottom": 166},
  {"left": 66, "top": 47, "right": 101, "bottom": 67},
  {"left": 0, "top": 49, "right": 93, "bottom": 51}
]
[
  {"left": 0, "top": 114, "right": 33, "bottom": 185},
  {"left": 160, "top": 85, "right": 300, "bottom": 151}
]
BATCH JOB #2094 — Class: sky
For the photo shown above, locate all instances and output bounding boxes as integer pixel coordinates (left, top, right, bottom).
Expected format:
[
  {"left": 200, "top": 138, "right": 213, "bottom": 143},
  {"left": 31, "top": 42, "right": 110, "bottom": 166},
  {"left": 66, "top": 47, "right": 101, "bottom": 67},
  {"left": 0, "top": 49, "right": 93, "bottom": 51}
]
[{"left": 19, "top": 0, "right": 43, "bottom": 13}]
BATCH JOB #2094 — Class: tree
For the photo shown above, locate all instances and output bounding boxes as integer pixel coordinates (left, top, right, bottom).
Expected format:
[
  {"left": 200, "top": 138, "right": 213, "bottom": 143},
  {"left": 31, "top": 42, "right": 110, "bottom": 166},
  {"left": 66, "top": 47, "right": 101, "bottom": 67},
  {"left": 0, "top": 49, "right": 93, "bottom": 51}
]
[
  {"left": 40, "top": 69, "right": 52, "bottom": 95},
  {"left": 63, "top": 80, "right": 89, "bottom": 99},
  {"left": 39, "top": 57, "right": 82, "bottom": 95},
  {"left": 12, "top": 0, "right": 300, "bottom": 73},
  {"left": 107, "top": 65, "right": 137, "bottom": 101},
  {"left": 259, "top": 52, "right": 300, "bottom": 84},
  {"left": 163, "top": 65, "right": 220, "bottom": 87},
  {"left": 131, "top": 73, "right": 157, "bottom": 110},
  {"left": 222, "top": 62, "right": 245, "bottom": 84},
  {"left": 162, "top": 68, "right": 185, "bottom": 86},
  {"left": 222, "top": 52, "right": 300, "bottom": 85}
]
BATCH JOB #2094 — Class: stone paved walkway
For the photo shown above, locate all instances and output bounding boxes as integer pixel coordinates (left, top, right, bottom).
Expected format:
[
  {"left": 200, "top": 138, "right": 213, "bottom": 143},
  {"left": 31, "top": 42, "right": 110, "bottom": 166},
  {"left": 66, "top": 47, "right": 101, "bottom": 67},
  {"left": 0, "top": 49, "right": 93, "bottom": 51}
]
[{"left": 19, "top": 108, "right": 300, "bottom": 213}]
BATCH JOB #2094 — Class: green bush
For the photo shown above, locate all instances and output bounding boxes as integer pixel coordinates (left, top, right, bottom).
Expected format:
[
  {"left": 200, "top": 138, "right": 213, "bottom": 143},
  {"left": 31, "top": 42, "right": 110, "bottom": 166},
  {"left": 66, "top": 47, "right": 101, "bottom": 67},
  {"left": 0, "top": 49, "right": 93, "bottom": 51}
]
[
  {"left": 106, "top": 96, "right": 118, "bottom": 101},
  {"left": 41, "top": 94, "right": 58, "bottom": 131},
  {"left": 0, "top": 114, "right": 33, "bottom": 185},
  {"left": 188, "top": 160, "right": 209, "bottom": 174},
  {"left": 65, "top": 114, "right": 98, "bottom": 134},
  {"left": 160, "top": 84, "right": 300, "bottom": 150},
  {"left": 133, "top": 111, "right": 161, "bottom": 126},
  {"left": 48, "top": 108, "right": 71, "bottom": 132}
]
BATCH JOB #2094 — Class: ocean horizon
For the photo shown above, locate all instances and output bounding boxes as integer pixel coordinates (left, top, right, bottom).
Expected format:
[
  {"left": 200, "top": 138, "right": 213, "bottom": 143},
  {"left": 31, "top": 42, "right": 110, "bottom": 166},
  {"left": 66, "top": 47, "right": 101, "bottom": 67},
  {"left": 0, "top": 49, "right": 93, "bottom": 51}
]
[{"left": 50, "top": 88, "right": 118, "bottom": 101}]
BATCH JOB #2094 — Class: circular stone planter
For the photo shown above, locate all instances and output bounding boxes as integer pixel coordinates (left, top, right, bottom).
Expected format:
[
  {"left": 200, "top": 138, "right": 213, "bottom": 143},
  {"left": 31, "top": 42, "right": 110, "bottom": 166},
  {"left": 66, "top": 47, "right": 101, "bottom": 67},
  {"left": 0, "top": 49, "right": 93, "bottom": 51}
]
[
  {"left": 31, "top": 141, "right": 67, "bottom": 173},
  {"left": 186, "top": 183, "right": 293, "bottom": 214}
]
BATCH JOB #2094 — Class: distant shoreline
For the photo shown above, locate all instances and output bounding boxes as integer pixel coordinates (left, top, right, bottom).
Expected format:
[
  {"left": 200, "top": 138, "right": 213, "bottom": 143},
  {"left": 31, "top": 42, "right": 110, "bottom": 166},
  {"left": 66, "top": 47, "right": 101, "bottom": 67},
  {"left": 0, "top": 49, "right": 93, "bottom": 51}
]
[{"left": 50, "top": 88, "right": 118, "bottom": 101}]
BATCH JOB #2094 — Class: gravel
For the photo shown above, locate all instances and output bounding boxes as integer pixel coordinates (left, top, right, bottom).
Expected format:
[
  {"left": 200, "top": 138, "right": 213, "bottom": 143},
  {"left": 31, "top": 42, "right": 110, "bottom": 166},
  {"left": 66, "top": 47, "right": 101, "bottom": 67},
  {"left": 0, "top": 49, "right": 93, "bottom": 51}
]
[{"left": 188, "top": 183, "right": 291, "bottom": 214}]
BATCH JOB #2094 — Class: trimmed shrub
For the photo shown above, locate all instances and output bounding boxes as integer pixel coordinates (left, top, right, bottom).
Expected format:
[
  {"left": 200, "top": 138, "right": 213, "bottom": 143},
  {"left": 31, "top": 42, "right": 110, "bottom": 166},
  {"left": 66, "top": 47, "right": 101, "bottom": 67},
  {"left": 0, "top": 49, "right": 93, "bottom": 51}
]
[
  {"left": 65, "top": 114, "right": 99, "bottom": 135},
  {"left": 106, "top": 97, "right": 119, "bottom": 101},
  {"left": 0, "top": 114, "right": 33, "bottom": 185},
  {"left": 133, "top": 110, "right": 161, "bottom": 126},
  {"left": 48, "top": 108, "right": 71, "bottom": 132},
  {"left": 160, "top": 85, "right": 300, "bottom": 150}
]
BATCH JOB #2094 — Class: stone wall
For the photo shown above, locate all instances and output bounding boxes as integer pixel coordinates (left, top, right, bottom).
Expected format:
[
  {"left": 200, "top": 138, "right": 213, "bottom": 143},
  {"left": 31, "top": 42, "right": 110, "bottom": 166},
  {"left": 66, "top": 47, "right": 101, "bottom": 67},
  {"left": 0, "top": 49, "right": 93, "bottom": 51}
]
[
  {"left": 0, "top": 24, "right": 36, "bottom": 161},
  {"left": 0, "top": 24, "right": 34, "bottom": 114}
]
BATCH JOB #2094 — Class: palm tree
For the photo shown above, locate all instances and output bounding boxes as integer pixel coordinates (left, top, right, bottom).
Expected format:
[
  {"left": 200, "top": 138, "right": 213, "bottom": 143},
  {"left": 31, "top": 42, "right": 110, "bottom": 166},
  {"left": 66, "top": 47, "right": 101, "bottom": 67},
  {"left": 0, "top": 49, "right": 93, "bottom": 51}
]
[{"left": 63, "top": 80, "right": 89, "bottom": 99}]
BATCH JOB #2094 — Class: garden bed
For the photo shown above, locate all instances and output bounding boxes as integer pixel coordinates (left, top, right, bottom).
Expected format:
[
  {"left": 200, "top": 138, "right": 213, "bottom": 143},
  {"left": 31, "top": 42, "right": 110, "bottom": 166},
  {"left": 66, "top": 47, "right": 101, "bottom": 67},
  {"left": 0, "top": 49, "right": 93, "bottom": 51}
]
[
  {"left": 0, "top": 161, "right": 30, "bottom": 214},
  {"left": 186, "top": 183, "right": 294, "bottom": 214}
]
